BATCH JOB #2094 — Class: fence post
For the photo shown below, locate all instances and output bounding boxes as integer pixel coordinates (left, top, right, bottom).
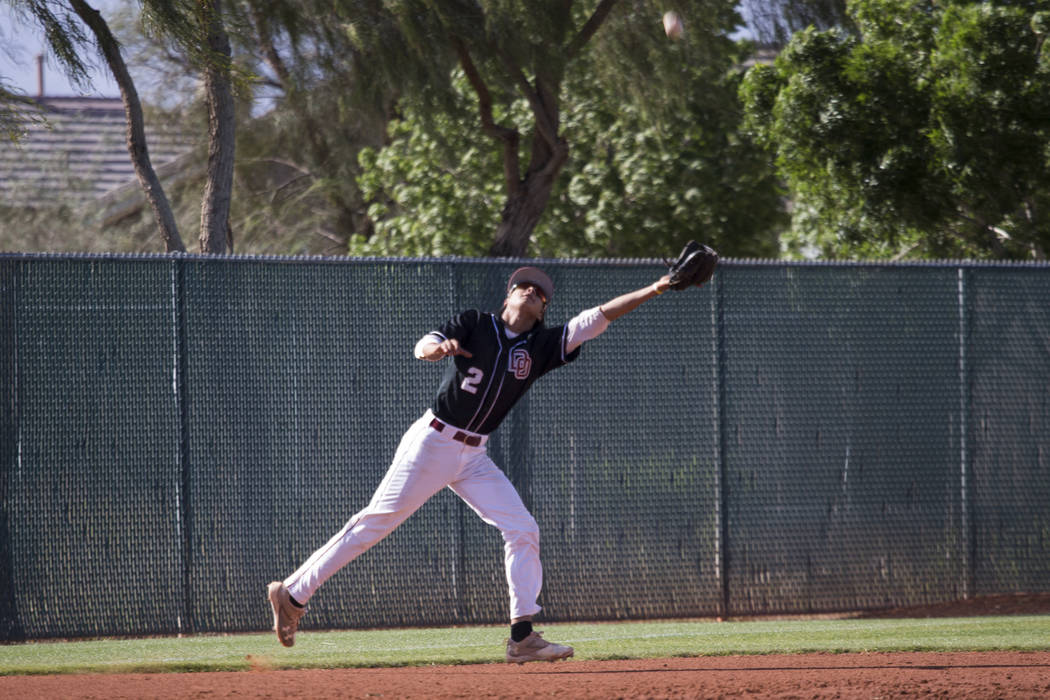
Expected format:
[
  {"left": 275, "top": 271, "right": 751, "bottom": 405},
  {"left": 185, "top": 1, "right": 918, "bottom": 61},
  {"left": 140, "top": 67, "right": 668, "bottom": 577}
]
[
  {"left": 0, "top": 259, "right": 25, "bottom": 641},
  {"left": 172, "top": 256, "right": 193, "bottom": 634},
  {"left": 714, "top": 270, "right": 730, "bottom": 619},
  {"left": 957, "top": 266, "right": 974, "bottom": 599},
  {"left": 445, "top": 262, "right": 468, "bottom": 621}
]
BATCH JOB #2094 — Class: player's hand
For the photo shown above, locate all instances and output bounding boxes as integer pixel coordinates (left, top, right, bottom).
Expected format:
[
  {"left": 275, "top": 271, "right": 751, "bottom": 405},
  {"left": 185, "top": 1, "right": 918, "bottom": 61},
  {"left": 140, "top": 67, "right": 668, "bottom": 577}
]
[
  {"left": 434, "top": 338, "right": 473, "bottom": 359},
  {"left": 653, "top": 274, "right": 671, "bottom": 295}
]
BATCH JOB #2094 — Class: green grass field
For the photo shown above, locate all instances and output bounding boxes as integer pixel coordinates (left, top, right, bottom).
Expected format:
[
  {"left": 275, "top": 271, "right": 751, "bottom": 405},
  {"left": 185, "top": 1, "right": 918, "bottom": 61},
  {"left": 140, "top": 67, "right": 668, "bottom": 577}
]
[{"left": 2, "top": 615, "right": 1048, "bottom": 676}]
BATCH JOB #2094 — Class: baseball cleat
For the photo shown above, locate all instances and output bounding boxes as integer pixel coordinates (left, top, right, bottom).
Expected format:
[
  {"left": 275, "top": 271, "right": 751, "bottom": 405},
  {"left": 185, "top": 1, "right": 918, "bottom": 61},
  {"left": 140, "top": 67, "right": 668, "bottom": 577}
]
[
  {"left": 505, "top": 631, "right": 574, "bottom": 664},
  {"left": 267, "top": 581, "right": 306, "bottom": 647}
]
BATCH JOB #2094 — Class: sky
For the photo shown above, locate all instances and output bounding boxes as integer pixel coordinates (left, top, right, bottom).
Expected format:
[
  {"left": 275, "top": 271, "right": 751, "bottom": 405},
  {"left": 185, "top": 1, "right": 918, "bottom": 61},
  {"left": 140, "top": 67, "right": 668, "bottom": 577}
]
[{"left": 1, "top": 3, "right": 121, "bottom": 99}]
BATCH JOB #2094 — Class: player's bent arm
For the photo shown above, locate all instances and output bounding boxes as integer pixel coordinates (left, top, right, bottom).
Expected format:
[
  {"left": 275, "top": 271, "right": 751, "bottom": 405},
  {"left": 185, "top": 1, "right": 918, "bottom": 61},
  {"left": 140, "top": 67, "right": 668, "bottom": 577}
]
[
  {"left": 414, "top": 333, "right": 473, "bottom": 361},
  {"left": 414, "top": 333, "right": 444, "bottom": 360},
  {"left": 598, "top": 275, "right": 672, "bottom": 322}
]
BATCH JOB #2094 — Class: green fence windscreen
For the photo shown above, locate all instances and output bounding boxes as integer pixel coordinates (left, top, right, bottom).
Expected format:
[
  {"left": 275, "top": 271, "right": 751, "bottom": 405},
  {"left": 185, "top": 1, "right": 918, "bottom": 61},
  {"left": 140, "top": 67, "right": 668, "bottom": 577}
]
[
  {"left": 1, "top": 254, "right": 1048, "bottom": 640},
  {"left": 968, "top": 268, "right": 1050, "bottom": 595},
  {"left": 722, "top": 266, "right": 965, "bottom": 613},
  {"left": 2, "top": 258, "right": 184, "bottom": 639}
]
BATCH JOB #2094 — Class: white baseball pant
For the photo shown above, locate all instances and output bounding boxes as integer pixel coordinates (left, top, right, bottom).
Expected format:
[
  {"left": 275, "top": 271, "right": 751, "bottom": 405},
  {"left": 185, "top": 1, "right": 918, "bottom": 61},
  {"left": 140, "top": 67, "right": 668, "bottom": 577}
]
[{"left": 284, "top": 410, "right": 543, "bottom": 620}]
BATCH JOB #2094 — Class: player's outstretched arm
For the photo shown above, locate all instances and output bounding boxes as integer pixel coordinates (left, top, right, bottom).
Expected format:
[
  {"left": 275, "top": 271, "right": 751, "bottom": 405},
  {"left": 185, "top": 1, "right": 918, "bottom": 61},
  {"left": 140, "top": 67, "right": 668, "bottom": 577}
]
[
  {"left": 565, "top": 275, "right": 673, "bottom": 353},
  {"left": 599, "top": 274, "right": 671, "bottom": 322}
]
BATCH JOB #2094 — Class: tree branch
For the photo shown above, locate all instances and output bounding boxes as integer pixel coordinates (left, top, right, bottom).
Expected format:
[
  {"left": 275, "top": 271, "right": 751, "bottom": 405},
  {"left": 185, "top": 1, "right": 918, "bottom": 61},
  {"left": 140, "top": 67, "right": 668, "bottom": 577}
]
[
  {"left": 493, "top": 46, "right": 560, "bottom": 150},
  {"left": 452, "top": 36, "right": 521, "bottom": 196},
  {"left": 248, "top": 4, "right": 291, "bottom": 85},
  {"left": 564, "top": 0, "right": 619, "bottom": 61},
  {"left": 954, "top": 208, "right": 1008, "bottom": 256}
]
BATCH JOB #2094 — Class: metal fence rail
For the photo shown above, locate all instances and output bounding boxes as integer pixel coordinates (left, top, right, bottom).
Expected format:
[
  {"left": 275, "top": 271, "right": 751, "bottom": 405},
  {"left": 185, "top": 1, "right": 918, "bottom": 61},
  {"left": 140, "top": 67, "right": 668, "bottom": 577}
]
[{"left": 1, "top": 253, "right": 1048, "bottom": 640}]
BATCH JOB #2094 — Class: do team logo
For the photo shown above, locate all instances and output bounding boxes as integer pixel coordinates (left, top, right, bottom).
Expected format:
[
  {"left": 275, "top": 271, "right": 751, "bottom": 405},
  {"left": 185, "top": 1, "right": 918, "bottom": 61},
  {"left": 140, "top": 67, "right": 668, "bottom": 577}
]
[{"left": 509, "top": 347, "right": 532, "bottom": 380}]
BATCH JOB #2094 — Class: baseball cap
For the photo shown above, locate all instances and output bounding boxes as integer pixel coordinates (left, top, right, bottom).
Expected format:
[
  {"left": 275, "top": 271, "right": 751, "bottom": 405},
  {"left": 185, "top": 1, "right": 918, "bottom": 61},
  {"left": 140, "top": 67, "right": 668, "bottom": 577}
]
[{"left": 507, "top": 266, "right": 554, "bottom": 304}]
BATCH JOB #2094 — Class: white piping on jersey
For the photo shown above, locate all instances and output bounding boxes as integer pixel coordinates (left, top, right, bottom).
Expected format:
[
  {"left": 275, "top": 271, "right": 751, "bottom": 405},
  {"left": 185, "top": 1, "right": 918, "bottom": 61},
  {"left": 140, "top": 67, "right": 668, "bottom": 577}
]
[
  {"left": 473, "top": 334, "right": 529, "bottom": 432},
  {"left": 464, "top": 314, "right": 505, "bottom": 432}
]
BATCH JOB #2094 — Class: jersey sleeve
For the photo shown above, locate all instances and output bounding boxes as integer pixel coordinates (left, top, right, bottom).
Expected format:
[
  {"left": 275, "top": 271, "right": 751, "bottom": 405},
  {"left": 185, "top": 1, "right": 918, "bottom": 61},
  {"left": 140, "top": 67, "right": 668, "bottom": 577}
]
[
  {"left": 565, "top": 306, "right": 611, "bottom": 353},
  {"left": 531, "top": 322, "right": 582, "bottom": 377}
]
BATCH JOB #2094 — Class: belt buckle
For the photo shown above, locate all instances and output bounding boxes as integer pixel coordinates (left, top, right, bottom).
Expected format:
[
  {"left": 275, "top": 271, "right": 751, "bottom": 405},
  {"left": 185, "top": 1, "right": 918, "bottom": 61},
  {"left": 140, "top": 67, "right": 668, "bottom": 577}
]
[
  {"left": 452, "top": 429, "right": 481, "bottom": 447},
  {"left": 432, "top": 418, "right": 481, "bottom": 447}
]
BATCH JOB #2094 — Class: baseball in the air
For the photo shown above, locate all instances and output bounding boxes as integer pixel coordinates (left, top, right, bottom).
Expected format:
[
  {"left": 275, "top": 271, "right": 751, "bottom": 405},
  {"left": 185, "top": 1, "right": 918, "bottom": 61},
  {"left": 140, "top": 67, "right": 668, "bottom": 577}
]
[{"left": 663, "top": 11, "right": 684, "bottom": 39}]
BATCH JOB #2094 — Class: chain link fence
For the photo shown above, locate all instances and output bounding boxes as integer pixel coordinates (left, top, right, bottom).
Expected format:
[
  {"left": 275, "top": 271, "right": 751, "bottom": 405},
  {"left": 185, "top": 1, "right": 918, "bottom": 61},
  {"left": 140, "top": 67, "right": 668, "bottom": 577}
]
[{"left": 1, "top": 253, "right": 1048, "bottom": 640}]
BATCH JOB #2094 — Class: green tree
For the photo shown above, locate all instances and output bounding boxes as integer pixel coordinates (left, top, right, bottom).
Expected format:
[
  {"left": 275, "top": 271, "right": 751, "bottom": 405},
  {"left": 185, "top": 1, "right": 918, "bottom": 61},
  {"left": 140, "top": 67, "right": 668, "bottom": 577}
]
[
  {"left": 218, "top": 0, "right": 407, "bottom": 255},
  {"left": 353, "top": 72, "right": 522, "bottom": 258},
  {"left": 341, "top": 0, "right": 757, "bottom": 257},
  {"left": 107, "top": 0, "right": 435, "bottom": 256},
  {"left": 351, "top": 1, "right": 783, "bottom": 259},
  {"left": 544, "top": 47, "right": 784, "bottom": 259},
  {"left": 741, "top": 0, "right": 1050, "bottom": 260},
  {"left": 355, "top": 54, "right": 784, "bottom": 258},
  {"left": 192, "top": 0, "right": 779, "bottom": 258}
]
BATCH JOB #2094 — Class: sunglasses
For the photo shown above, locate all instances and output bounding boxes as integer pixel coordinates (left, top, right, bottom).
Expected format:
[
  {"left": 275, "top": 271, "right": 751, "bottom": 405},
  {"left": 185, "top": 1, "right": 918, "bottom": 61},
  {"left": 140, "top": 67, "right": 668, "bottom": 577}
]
[{"left": 510, "top": 282, "right": 548, "bottom": 306}]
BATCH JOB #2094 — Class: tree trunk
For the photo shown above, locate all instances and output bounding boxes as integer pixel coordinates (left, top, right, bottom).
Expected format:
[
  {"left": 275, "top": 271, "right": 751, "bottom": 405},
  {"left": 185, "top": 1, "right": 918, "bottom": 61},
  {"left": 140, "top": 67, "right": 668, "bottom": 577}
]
[
  {"left": 68, "top": 0, "right": 185, "bottom": 253},
  {"left": 489, "top": 143, "right": 567, "bottom": 257},
  {"left": 198, "top": 0, "right": 236, "bottom": 254},
  {"left": 483, "top": 0, "right": 616, "bottom": 258},
  {"left": 488, "top": 72, "right": 568, "bottom": 258}
]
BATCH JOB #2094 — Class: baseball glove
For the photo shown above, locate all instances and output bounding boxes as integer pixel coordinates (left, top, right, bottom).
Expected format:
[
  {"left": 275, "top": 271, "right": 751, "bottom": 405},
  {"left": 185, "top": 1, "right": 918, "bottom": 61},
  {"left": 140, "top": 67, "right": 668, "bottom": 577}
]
[{"left": 667, "top": 240, "right": 719, "bottom": 290}]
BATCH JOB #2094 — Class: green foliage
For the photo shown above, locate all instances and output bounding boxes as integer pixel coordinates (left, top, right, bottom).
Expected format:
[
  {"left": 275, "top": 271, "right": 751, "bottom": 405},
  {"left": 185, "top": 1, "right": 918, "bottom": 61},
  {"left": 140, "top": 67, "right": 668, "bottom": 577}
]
[
  {"left": 348, "top": 1, "right": 785, "bottom": 259},
  {"left": 542, "top": 58, "right": 784, "bottom": 258},
  {"left": 741, "top": 0, "right": 1050, "bottom": 260},
  {"left": 0, "top": 85, "right": 44, "bottom": 144},
  {"left": 354, "top": 49, "right": 785, "bottom": 259},
  {"left": 354, "top": 88, "right": 506, "bottom": 257}
]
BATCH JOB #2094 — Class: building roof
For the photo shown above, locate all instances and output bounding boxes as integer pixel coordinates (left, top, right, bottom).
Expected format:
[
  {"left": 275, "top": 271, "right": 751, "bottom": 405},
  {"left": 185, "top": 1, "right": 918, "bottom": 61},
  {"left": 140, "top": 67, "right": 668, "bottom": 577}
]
[{"left": 0, "top": 96, "right": 195, "bottom": 209}]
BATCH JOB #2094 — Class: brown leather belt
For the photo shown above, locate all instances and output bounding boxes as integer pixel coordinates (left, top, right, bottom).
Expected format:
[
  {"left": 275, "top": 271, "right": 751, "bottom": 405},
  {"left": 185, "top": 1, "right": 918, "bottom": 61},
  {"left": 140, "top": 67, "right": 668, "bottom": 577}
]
[{"left": 430, "top": 418, "right": 483, "bottom": 447}]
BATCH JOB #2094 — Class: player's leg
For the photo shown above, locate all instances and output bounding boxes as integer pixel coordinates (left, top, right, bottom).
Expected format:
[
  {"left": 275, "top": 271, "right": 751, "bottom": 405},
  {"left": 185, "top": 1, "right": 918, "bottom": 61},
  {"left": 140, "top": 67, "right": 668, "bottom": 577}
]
[
  {"left": 449, "top": 453, "right": 574, "bottom": 663},
  {"left": 449, "top": 453, "right": 542, "bottom": 620},
  {"left": 285, "top": 413, "right": 462, "bottom": 601},
  {"left": 268, "top": 413, "right": 460, "bottom": 646}
]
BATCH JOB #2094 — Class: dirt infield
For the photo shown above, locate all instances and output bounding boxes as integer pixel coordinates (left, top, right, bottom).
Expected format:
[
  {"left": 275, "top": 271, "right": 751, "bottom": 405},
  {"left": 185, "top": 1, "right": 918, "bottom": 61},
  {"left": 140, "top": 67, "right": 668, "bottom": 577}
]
[
  {"left": 3, "top": 594, "right": 1049, "bottom": 699},
  {"left": 3, "top": 651, "right": 1049, "bottom": 699}
]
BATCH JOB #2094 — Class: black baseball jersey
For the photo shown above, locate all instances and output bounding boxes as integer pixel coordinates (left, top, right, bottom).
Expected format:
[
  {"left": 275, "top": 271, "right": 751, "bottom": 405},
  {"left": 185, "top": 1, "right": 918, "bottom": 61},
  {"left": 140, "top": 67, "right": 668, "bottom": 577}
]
[{"left": 429, "top": 309, "right": 581, "bottom": 434}]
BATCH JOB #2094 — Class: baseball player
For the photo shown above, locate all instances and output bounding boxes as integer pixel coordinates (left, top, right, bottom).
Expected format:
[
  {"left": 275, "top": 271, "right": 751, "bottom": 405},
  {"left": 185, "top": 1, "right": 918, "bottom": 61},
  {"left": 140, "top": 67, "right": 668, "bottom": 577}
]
[{"left": 268, "top": 265, "right": 675, "bottom": 663}]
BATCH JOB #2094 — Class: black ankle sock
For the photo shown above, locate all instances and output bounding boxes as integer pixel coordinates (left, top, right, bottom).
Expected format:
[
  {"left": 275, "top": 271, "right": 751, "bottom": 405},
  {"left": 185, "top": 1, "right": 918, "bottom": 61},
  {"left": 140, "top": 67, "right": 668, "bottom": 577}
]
[
  {"left": 510, "top": 621, "right": 532, "bottom": 643},
  {"left": 289, "top": 594, "right": 305, "bottom": 609}
]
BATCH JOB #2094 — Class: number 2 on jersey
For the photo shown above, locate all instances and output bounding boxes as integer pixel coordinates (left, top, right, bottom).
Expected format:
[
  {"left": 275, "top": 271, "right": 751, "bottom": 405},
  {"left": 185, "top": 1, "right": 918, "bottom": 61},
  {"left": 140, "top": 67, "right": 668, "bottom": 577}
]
[{"left": 460, "top": 367, "right": 484, "bottom": 394}]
